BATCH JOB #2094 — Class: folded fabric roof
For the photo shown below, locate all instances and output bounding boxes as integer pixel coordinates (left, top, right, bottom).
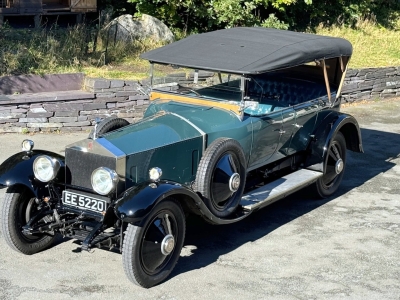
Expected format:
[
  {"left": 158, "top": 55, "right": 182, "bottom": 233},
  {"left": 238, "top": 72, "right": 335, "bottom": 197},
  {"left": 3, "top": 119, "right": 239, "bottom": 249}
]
[{"left": 141, "top": 27, "right": 352, "bottom": 75}]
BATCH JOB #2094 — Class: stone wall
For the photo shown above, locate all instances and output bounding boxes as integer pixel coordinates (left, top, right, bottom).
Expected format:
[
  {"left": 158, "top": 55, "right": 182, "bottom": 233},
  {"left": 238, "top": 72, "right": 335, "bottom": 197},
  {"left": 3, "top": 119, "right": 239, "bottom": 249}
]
[
  {"left": 0, "top": 77, "right": 149, "bottom": 133},
  {"left": 0, "top": 66, "right": 399, "bottom": 133},
  {"left": 341, "top": 66, "right": 400, "bottom": 102},
  {"left": 82, "top": 77, "right": 150, "bottom": 124}
]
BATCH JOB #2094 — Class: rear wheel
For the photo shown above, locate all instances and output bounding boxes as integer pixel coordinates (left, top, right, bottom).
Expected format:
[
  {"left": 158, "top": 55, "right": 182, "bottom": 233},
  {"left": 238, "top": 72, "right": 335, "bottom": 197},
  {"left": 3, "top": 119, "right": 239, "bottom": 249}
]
[
  {"left": 1, "top": 187, "right": 55, "bottom": 254},
  {"left": 313, "top": 132, "right": 347, "bottom": 198},
  {"left": 122, "top": 199, "right": 186, "bottom": 288}
]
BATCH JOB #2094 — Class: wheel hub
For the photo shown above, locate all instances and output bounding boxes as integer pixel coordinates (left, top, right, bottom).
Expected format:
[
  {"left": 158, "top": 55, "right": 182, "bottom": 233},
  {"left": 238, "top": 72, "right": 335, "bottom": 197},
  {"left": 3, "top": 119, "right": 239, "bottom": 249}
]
[
  {"left": 335, "top": 159, "right": 344, "bottom": 174},
  {"left": 229, "top": 173, "right": 241, "bottom": 192},
  {"left": 161, "top": 234, "right": 175, "bottom": 255}
]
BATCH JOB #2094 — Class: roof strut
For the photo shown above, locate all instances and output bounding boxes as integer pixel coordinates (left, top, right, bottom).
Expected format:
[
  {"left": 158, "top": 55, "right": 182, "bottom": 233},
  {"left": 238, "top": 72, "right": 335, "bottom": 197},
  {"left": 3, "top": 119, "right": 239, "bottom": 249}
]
[
  {"left": 336, "top": 57, "right": 350, "bottom": 103},
  {"left": 149, "top": 63, "right": 154, "bottom": 86},
  {"left": 322, "top": 60, "right": 331, "bottom": 103},
  {"left": 339, "top": 56, "right": 344, "bottom": 73}
]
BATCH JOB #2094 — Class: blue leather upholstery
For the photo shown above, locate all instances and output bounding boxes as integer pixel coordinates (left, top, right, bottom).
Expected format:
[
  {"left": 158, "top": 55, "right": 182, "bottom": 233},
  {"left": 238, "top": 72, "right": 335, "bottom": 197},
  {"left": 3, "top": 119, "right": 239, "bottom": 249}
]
[{"left": 246, "top": 75, "right": 335, "bottom": 114}]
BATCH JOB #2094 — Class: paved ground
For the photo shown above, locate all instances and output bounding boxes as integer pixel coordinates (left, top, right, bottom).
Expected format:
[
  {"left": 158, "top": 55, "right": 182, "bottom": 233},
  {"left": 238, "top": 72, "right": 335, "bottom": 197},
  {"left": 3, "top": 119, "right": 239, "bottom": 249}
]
[{"left": 0, "top": 99, "right": 400, "bottom": 299}]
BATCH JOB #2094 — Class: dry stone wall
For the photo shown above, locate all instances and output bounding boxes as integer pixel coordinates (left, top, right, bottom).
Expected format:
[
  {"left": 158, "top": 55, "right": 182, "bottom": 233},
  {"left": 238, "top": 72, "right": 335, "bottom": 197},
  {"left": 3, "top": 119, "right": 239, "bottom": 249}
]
[
  {"left": 0, "top": 77, "right": 150, "bottom": 133},
  {"left": 341, "top": 66, "right": 400, "bottom": 102},
  {"left": 0, "top": 66, "right": 399, "bottom": 133}
]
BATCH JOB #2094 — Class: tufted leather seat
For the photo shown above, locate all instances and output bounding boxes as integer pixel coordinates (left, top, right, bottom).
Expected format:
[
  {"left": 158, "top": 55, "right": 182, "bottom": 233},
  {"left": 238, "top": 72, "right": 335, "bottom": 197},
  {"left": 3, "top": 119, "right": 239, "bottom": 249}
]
[{"left": 247, "top": 75, "right": 333, "bottom": 110}]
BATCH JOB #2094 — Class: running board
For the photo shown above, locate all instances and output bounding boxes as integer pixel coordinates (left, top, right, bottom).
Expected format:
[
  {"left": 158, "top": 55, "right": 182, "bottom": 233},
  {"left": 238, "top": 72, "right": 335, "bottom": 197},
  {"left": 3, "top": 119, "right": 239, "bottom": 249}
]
[{"left": 240, "top": 169, "right": 323, "bottom": 211}]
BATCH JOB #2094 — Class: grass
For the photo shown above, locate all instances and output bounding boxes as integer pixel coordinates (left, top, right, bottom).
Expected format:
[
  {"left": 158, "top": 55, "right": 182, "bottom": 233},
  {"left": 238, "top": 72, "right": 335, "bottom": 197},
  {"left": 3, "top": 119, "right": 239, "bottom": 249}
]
[
  {"left": 0, "top": 23, "right": 163, "bottom": 80},
  {"left": 315, "top": 18, "right": 400, "bottom": 68},
  {"left": 0, "top": 18, "right": 399, "bottom": 81}
]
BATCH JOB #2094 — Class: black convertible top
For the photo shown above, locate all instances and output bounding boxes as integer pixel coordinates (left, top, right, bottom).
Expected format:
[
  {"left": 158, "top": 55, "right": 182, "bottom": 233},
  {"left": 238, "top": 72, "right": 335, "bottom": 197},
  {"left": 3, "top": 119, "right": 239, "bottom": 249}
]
[{"left": 141, "top": 27, "right": 352, "bottom": 75}]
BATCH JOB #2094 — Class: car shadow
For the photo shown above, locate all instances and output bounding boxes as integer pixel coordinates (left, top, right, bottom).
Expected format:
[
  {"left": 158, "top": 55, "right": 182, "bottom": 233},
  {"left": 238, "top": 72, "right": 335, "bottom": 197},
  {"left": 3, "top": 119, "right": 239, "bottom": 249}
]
[{"left": 170, "top": 127, "right": 400, "bottom": 279}]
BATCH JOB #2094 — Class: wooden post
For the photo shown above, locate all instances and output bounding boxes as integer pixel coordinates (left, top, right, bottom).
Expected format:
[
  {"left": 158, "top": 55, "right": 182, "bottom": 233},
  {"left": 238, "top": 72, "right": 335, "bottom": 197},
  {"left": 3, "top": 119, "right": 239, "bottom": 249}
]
[
  {"left": 34, "top": 14, "right": 41, "bottom": 28},
  {"left": 76, "top": 13, "right": 83, "bottom": 24}
]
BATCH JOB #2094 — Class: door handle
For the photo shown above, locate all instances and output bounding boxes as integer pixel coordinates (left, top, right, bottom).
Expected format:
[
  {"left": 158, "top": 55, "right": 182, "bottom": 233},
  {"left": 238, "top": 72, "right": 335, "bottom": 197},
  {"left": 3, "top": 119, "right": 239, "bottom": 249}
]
[{"left": 292, "top": 123, "right": 303, "bottom": 128}]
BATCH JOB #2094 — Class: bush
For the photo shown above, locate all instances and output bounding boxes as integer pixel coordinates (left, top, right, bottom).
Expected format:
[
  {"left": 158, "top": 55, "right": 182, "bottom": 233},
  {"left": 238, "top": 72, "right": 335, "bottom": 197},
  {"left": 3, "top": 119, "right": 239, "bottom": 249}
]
[
  {"left": 127, "top": 0, "right": 297, "bottom": 32},
  {"left": 126, "top": 0, "right": 400, "bottom": 32}
]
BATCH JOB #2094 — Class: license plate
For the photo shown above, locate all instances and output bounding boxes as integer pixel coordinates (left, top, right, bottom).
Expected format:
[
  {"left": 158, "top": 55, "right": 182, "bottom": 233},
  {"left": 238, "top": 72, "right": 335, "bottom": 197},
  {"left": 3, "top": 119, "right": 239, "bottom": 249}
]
[{"left": 62, "top": 191, "right": 107, "bottom": 213}]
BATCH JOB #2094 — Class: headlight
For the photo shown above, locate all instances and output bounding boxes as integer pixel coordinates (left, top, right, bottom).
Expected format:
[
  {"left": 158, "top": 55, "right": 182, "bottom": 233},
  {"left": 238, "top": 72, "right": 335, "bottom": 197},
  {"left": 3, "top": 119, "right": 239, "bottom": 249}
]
[
  {"left": 22, "top": 139, "right": 34, "bottom": 152},
  {"left": 33, "top": 155, "right": 61, "bottom": 182},
  {"left": 149, "top": 167, "right": 162, "bottom": 181},
  {"left": 91, "top": 167, "right": 119, "bottom": 195}
]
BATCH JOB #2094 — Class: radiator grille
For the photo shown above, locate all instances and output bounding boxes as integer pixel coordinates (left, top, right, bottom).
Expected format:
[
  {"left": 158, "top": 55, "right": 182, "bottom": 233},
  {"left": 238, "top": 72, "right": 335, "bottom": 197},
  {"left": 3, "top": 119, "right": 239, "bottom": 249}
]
[{"left": 65, "top": 148, "right": 116, "bottom": 190}]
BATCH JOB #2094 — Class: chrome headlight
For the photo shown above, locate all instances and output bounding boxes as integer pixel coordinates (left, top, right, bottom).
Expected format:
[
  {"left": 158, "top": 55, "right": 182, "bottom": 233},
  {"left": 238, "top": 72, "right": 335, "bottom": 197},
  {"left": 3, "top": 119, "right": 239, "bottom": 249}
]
[
  {"left": 33, "top": 155, "right": 61, "bottom": 182},
  {"left": 149, "top": 167, "right": 162, "bottom": 181},
  {"left": 22, "top": 139, "right": 34, "bottom": 152},
  {"left": 91, "top": 167, "right": 119, "bottom": 195}
]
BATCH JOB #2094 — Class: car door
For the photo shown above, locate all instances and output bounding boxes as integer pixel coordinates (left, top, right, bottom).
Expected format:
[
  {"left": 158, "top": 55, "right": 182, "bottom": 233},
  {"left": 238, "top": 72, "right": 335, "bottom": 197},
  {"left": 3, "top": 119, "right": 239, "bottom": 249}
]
[
  {"left": 288, "top": 98, "right": 325, "bottom": 154},
  {"left": 248, "top": 110, "right": 282, "bottom": 169},
  {"left": 275, "top": 107, "right": 296, "bottom": 159}
]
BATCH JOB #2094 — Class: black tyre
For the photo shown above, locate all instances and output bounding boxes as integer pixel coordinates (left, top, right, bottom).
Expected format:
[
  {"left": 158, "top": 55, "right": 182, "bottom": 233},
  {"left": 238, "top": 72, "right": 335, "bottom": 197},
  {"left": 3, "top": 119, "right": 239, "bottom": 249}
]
[
  {"left": 1, "top": 187, "right": 55, "bottom": 255},
  {"left": 194, "top": 138, "right": 246, "bottom": 218},
  {"left": 122, "top": 199, "right": 186, "bottom": 288},
  {"left": 89, "top": 117, "right": 129, "bottom": 139},
  {"left": 313, "top": 132, "right": 347, "bottom": 198}
]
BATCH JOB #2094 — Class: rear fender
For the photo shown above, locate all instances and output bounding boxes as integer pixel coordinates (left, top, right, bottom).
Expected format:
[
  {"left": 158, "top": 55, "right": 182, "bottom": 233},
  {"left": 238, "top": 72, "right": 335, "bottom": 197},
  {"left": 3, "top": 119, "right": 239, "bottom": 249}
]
[
  {"left": 114, "top": 180, "right": 251, "bottom": 225},
  {"left": 0, "top": 150, "right": 66, "bottom": 199},
  {"left": 305, "top": 112, "right": 363, "bottom": 172}
]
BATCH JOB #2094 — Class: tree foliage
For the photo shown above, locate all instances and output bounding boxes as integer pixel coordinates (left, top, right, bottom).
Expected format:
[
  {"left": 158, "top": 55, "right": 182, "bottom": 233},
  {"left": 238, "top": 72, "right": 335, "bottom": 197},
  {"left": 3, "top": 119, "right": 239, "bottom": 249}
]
[
  {"left": 121, "top": 0, "right": 400, "bottom": 33},
  {"left": 126, "top": 0, "right": 298, "bottom": 32},
  {"left": 285, "top": 0, "right": 400, "bottom": 30}
]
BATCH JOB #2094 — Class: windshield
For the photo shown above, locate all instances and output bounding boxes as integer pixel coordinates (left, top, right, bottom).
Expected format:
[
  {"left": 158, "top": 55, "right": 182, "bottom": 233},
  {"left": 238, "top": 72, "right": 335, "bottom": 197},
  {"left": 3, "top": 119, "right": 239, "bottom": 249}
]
[
  {"left": 151, "top": 65, "right": 244, "bottom": 103},
  {"left": 148, "top": 58, "right": 346, "bottom": 117}
]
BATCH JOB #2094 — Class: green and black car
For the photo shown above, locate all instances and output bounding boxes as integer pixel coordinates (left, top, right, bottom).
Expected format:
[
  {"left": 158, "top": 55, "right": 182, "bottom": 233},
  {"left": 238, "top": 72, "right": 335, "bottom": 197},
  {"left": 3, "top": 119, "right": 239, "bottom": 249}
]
[{"left": 0, "top": 27, "right": 363, "bottom": 288}]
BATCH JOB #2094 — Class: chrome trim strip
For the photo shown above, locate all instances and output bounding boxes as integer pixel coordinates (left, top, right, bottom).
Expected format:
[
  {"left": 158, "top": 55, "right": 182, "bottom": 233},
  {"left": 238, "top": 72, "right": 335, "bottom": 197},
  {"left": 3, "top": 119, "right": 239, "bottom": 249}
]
[
  {"left": 168, "top": 112, "right": 207, "bottom": 153},
  {"left": 96, "top": 138, "right": 126, "bottom": 158}
]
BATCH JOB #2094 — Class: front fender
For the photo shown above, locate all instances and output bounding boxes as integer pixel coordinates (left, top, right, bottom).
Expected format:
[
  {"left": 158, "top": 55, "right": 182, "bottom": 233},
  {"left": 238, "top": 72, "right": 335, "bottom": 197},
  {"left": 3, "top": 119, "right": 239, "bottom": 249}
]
[
  {"left": 306, "top": 112, "right": 363, "bottom": 172},
  {"left": 0, "top": 150, "right": 65, "bottom": 198},
  {"left": 114, "top": 181, "right": 202, "bottom": 224},
  {"left": 114, "top": 180, "right": 251, "bottom": 225}
]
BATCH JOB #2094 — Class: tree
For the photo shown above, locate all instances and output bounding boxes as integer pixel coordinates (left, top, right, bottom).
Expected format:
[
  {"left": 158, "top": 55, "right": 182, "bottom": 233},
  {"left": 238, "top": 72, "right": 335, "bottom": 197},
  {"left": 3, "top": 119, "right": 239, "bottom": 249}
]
[{"left": 127, "top": 0, "right": 300, "bottom": 32}]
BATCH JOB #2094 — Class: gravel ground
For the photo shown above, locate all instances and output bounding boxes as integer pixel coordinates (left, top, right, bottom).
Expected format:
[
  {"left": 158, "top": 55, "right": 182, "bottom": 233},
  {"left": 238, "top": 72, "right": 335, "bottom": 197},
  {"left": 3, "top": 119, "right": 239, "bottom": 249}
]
[{"left": 0, "top": 99, "right": 400, "bottom": 299}]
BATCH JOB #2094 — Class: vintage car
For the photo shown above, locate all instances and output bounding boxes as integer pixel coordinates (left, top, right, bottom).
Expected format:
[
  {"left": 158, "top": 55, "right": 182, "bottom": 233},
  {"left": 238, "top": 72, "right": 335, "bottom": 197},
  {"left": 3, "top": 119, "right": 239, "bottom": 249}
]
[{"left": 0, "top": 27, "right": 363, "bottom": 288}]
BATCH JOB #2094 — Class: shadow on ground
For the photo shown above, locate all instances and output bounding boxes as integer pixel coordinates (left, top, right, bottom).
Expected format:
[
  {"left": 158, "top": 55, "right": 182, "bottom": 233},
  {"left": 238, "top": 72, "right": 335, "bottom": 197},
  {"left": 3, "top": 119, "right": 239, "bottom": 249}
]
[
  {"left": 50, "top": 127, "right": 400, "bottom": 283},
  {"left": 170, "top": 127, "right": 400, "bottom": 279}
]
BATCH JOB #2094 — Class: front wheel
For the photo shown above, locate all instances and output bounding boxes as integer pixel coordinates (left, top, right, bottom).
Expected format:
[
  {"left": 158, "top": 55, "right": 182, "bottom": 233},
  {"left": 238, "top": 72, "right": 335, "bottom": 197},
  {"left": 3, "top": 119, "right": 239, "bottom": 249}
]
[
  {"left": 313, "top": 132, "right": 347, "bottom": 198},
  {"left": 1, "top": 187, "right": 55, "bottom": 254},
  {"left": 122, "top": 199, "right": 186, "bottom": 288}
]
